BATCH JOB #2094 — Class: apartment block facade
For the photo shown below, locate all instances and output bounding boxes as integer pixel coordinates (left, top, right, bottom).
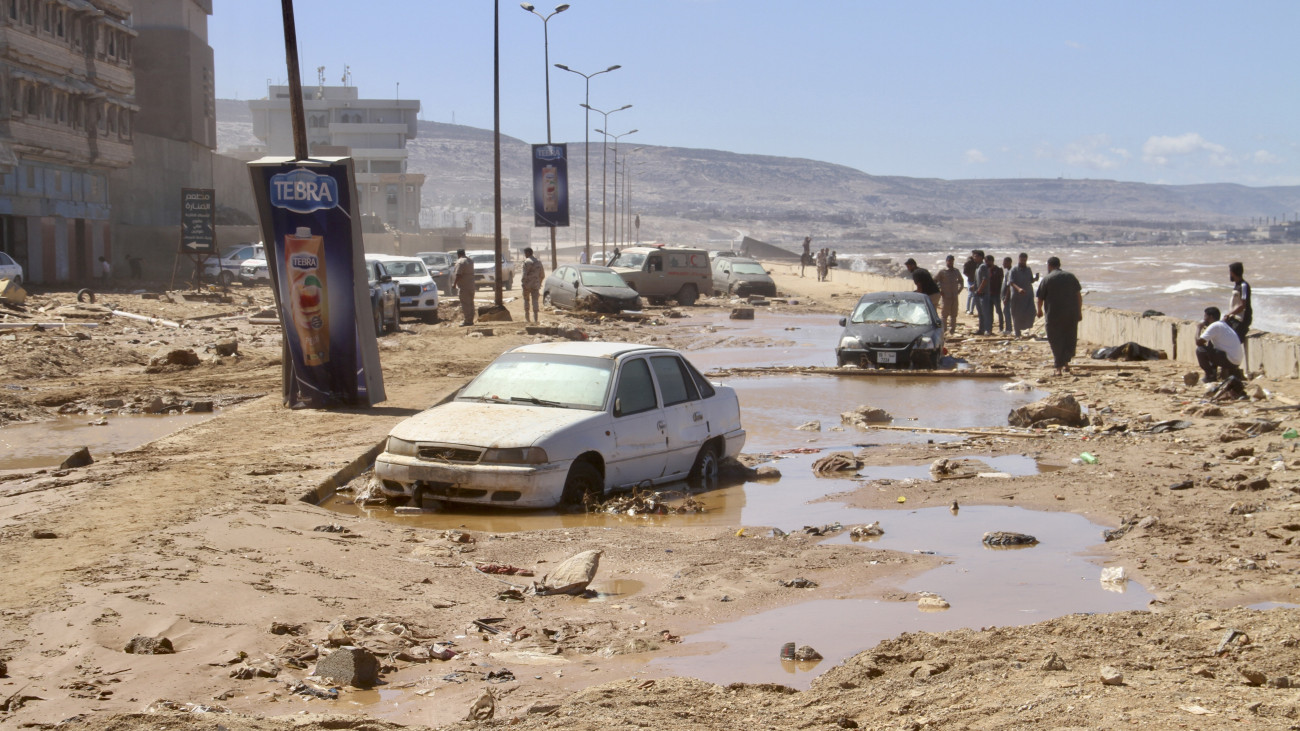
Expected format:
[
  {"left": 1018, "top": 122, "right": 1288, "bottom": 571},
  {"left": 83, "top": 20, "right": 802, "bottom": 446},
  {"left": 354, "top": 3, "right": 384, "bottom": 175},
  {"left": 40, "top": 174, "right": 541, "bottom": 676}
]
[
  {"left": 249, "top": 84, "right": 424, "bottom": 233},
  {"left": 0, "top": 0, "right": 136, "bottom": 283}
]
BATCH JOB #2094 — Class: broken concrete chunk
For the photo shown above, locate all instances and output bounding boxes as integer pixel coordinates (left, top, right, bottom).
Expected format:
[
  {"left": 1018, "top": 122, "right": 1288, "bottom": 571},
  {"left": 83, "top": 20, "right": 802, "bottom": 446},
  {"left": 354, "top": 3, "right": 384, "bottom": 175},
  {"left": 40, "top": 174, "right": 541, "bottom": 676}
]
[
  {"left": 840, "top": 405, "right": 892, "bottom": 427},
  {"left": 1100, "top": 666, "right": 1124, "bottom": 685},
  {"left": 793, "top": 645, "right": 822, "bottom": 661},
  {"left": 326, "top": 623, "right": 354, "bottom": 647},
  {"left": 59, "top": 446, "right": 93, "bottom": 470},
  {"left": 534, "top": 549, "right": 602, "bottom": 596},
  {"left": 314, "top": 646, "right": 380, "bottom": 688},
  {"left": 1008, "top": 393, "right": 1087, "bottom": 428},
  {"left": 729, "top": 307, "right": 754, "bottom": 320},
  {"left": 213, "top": 339, "right": 239, "bottom": 357},
  {"left": 124, "top": 635, "right": 174, "bottom": 655},
  {"left": 149, "top": 348, "right": 200, "bottom": 368},
  {"left": 982, "top": 531, "right": 1038, "bottom": 547}
]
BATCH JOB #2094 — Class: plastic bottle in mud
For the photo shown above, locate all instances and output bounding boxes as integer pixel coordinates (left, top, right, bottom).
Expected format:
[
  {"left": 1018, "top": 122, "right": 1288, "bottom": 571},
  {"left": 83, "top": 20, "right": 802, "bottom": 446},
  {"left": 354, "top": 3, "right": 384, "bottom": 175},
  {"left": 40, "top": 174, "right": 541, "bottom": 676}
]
[{"left": 285, "top": 226, "right": 330, "bottom": 366}]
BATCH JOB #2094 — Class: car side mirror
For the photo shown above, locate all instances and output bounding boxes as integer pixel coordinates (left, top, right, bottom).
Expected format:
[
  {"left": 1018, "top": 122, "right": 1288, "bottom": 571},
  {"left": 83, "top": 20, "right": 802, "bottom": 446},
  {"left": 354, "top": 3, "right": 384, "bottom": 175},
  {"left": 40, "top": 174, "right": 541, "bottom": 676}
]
[
  {"left": 839, "top": 317, "right": 846, "bottom": 327},
  {"left": 613, "top": 397, "right": 622, "bottom": 417},
  {"left": 380, "top": 274, "right": 392, "bottom": 283}
]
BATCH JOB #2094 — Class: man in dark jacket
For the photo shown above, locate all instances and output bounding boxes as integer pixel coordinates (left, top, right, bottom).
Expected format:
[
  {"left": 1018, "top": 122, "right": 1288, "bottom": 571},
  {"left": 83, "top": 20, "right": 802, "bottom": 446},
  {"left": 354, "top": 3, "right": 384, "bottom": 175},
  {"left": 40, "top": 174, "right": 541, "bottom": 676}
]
[{"left": 1036, "top": 256, "right": 1083, "bottom": 375}]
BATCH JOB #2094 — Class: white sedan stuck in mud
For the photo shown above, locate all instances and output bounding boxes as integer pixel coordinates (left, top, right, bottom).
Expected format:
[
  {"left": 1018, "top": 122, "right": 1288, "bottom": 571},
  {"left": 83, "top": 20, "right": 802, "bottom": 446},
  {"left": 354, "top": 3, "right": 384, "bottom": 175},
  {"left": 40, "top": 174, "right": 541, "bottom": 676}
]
[{"left": 374, "top": 342, "right": 746, "bottom": 509}]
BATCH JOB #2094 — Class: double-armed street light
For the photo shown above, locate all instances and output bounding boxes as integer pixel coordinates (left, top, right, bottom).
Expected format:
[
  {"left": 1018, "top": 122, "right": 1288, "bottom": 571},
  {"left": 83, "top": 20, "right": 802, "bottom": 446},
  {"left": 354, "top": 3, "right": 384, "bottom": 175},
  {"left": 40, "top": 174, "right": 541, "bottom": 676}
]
[
  {"left": 520, "top": 2, "right": 568, "bottom": 268},
  {"left": 584, "top": 103, "right": 631, "bottom": 259},
  {"left": 554, "top": 63, "right": 621, "bottom": 263}
]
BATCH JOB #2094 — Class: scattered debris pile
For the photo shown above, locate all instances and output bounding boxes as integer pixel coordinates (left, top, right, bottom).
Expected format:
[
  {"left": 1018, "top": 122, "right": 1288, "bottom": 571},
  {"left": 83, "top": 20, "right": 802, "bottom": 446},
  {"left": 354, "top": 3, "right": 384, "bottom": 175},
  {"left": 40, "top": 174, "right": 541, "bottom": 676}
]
[{"left": 1007, "top": 393, "right": 1087, "bottom": 428}]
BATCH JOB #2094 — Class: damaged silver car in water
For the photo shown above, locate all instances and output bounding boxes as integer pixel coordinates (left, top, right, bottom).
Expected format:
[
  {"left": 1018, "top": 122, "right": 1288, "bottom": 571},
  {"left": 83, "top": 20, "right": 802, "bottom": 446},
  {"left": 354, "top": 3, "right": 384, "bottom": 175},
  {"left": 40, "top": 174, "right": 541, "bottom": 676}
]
[{"left": 374, "top": 342, "right": 746, "bottom": 508}]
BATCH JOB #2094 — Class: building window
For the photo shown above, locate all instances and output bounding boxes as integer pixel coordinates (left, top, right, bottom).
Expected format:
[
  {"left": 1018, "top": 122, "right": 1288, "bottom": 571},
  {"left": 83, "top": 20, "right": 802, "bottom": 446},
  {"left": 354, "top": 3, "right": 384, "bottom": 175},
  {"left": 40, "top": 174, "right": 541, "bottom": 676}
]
[
  {"left": 53, "top": 7, "right": 62, "bottom": 37},
  {"left": 25, "top": 165, "right": 35, "bottom": 189},
  {"left": 119, "top": 109, "right": 130, "bottom": 138},
  {"left": 40, "top": 0, "right": 49, "bottom": 31},
  {"left": 24, "top": 84, "right": 37, "bottom": 117},
  {"left": 55, "top": 92, "right": 66, "bottom": 124},
  {"left": 8, "top": 0, "right": 16, "bottom": 21}
]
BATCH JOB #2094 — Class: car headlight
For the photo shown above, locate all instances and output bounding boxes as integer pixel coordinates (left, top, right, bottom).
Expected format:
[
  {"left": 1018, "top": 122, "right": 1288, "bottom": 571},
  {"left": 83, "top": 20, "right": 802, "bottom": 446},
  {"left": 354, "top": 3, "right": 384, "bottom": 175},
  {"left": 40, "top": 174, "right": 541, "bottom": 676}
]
[
  {"left": 386, "top": 436, "right": 418, "bottom": 457},
  {"left": 914, "top": 336, "right": 934, "bottom": 349},
  {"left": 421, "top": 283, "right": 434, "bottom": 293},
  {"left": 480, "top": 447, "right": 549, "bottom": 465},
  {"left": 839, "top": 336, "right": 861, "bottom": 350}
]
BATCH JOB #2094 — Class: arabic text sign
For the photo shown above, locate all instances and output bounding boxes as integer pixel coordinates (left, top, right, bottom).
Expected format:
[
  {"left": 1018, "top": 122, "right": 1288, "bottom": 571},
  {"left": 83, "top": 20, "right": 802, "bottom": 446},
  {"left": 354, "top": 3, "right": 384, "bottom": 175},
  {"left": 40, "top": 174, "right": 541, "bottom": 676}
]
[{"left": 180, "top": 188, "right": 215, "bottom": 254}]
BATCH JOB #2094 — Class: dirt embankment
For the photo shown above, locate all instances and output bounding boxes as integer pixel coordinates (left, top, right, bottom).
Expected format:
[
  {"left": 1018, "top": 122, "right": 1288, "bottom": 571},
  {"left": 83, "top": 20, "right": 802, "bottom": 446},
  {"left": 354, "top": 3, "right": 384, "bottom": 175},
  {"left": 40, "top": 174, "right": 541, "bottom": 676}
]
[{"left": 2, "top": 272, "right": 1299, "bottom": 730}]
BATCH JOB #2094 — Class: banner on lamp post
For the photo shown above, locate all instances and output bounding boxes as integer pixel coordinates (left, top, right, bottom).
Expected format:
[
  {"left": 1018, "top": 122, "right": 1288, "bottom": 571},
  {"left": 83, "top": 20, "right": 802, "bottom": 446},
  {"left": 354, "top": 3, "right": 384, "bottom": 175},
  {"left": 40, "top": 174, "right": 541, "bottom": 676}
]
[
  {"left": 531, "top": 143, "right": 570, "bottom": 227},
  {"left": 248, "top": 156, "right": 385, "bottom": 409}
]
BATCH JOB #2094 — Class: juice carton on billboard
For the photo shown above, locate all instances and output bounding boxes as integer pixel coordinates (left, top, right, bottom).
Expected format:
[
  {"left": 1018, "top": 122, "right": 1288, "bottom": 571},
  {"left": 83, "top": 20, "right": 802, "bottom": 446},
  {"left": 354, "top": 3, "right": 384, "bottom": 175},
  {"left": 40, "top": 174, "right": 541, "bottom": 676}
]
[
  {"left": 248, "top": 157, "right": 385, "bottom": 408},
  {"left": 531, "top": 144, "right": 570, "bottom": 227}
]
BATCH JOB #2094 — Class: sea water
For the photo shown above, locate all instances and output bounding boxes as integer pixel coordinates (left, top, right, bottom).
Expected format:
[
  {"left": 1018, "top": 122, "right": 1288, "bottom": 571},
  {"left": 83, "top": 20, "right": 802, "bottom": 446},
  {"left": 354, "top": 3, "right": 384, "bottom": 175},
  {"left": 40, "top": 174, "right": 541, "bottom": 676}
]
[{"left": 841, "top": 242, "right": 1300, "bottom": 336}]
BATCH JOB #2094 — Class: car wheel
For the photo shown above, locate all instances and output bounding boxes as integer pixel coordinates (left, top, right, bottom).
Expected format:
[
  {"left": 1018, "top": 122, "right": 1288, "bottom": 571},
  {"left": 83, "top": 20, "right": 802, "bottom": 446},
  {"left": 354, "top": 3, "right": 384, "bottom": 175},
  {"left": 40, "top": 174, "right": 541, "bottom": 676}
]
[
  {"left": 676, "top": 284, "right": 698, "bottom": 307},
  {"left": 12, "top": 275, "right": 20, "bottom": 286},
  {"left": 930, "top": 351, "right": 942, "bottom": 370},
  {"left": 543, "top": 290, "right": 553, "bottom": 307},
  {"left": 559, "top": 460, "right": 603, "bottom": 509},
  {"left": 836, "top": 352, "right": 847, "bottom": 367},
  {"left": 217, "top": 270, "right": 234, "bottom": 287},
  {"left": 689, "top": 441, "right": 721, "bottom": 486}
]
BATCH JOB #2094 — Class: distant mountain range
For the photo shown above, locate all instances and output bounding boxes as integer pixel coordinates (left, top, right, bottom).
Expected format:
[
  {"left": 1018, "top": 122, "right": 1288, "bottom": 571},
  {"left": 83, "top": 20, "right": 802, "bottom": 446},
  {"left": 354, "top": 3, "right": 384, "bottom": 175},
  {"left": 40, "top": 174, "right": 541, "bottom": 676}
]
[{"left": 216, "top": 99, "right": 1300, "bottom": 250}]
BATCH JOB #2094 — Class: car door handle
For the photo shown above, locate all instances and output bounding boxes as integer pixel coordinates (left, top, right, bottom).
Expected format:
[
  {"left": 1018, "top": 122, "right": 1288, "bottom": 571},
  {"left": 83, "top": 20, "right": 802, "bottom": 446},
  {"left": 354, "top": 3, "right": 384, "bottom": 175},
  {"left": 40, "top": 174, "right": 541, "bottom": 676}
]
[
  {"left": 657, "top": 421, "right": 666, "bottom": 430},
  {"left": 692, "top": 412, "right": 703, "bottom": 422}
]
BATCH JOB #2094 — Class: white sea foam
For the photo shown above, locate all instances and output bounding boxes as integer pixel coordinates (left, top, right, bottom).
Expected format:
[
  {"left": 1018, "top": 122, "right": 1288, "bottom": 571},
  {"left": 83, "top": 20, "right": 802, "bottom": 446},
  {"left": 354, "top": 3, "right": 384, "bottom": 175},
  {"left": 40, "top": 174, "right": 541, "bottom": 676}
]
[{"left": 1161, "top": 279, "right": 1222, "bottom": 294}]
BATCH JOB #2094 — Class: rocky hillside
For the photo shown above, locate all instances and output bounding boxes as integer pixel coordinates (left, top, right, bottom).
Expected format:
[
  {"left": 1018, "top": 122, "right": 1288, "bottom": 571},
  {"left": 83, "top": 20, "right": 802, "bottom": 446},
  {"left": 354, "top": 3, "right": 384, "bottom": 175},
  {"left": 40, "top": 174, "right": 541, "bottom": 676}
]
[{"left": 216, "top": 100, "right": 1300, "bottom": 248}]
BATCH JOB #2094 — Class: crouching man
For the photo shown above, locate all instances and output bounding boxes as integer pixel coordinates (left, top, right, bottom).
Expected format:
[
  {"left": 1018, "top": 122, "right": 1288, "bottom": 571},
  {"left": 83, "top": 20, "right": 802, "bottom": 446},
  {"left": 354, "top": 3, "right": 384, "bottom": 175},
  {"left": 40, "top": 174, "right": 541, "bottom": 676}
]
[{"left": 1195, "top": 306, "right": 1245, "bottom": 383}]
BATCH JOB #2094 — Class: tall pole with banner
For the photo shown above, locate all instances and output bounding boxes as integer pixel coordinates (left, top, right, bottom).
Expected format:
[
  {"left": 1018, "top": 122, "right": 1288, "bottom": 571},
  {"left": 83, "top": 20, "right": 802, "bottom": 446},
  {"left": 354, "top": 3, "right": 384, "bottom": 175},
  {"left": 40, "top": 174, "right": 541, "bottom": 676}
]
[{"left": 247, "top": 0, "right": 384, "bottom": 408}]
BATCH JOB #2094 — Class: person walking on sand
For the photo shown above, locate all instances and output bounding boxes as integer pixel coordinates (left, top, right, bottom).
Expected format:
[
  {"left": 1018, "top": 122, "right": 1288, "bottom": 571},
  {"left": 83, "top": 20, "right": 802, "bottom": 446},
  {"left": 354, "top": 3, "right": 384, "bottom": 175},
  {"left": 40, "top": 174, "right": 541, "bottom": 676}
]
[
  {"left": 800, "top": 236, "right": 812, "bottom": 277},
  {"left": 1008, "top": 252, "right": 1036, "bottom": 337},
  {"left": 815, "top": 248, "right": 829, "bottom": 282},
  {"left": 999, "top": 256, "right": 1013, "bottom": 334},
  {"left": 520, "top": 247, "right": 544, "bottom": 323},
  {"left": 935, "top": 254, "right": 964, "bottom": 334},
  {"left": 1196, "top": 306, "right": 1245, "bottom": 383},
  {"left": 987, "top": 252, "right": 1005, "bottom": 333},
  {"left": 1036, "top": 256, "right": 1083, "bottom": 375},
  {"left": 904, "top": 258, "right": 941, "bottom": 313},
  {"left": 972, "top": 250, "right": 992, "bottom": 335},
  {"left": 452, "top": 248, "right": 477, "bottom": 326},
  {"left": 962, "top": 253, "right": 978, "bottom": 314}
]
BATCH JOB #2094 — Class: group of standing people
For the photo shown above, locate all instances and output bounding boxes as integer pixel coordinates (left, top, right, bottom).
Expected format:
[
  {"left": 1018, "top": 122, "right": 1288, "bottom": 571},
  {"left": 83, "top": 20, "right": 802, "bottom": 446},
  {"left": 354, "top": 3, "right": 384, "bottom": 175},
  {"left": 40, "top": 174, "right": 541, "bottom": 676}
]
[
  {"left": 799, "top": 235, "right": 836, "bottom": 280},
  {"left": 449, "top": 247, "right": 548, "bottom": 327},
  {"left": 908, "top": 250, "right": 1083, "bottom": 375}
]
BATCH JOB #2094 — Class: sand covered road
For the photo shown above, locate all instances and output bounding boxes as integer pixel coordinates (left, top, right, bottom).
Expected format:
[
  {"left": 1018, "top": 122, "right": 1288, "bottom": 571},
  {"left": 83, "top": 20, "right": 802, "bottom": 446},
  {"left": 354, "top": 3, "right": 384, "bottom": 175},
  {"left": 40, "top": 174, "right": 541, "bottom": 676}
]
[{"left": 2, "top": 270, "right": 1300, "bottom": 729}]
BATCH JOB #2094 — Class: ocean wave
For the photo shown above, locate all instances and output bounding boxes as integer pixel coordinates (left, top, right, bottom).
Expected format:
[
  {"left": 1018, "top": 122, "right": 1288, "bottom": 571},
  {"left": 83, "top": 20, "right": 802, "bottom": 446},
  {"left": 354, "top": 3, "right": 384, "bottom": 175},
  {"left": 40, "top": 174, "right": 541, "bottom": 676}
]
[{"left": 1162, "top": 279, "right": 1223, "bottom": 294}]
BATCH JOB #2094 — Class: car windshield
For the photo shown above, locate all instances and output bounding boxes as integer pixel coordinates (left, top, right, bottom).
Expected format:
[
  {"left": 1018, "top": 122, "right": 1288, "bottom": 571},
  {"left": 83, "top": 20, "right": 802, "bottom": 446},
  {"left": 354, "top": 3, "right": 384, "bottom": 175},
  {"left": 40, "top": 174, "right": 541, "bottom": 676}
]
[
  {"left": 469, "top": 254, "right": 496, "bottom": 265},
  {"left": 732, "top": 262, "right": 767, "bottom": 275},
  {"left": 381, "top": 260, "right": 428, "bottom": 277},
  {"left": 458, "top": 352, "right": 613, "bottom": 410},
  {"left": 851, "top": 298, "right": 932, "bottom": 325},
  {"left": 219, "top": 245, "right": 246, "bottom": 259},
  {"left": 580, "top": 270, "right": 627, "bottom": 288},
  {"left": 420, "top": 254, "right": 449, "bottom": 267},
  {"left": 609, "top": 252, "right": 645, "bottom": 269}
]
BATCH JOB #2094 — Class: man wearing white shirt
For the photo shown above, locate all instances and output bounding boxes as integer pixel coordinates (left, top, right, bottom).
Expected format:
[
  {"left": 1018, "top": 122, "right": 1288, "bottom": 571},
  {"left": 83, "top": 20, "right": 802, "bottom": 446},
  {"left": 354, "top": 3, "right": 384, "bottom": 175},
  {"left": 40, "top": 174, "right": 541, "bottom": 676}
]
[{"left": 1195, "top": 306, "right": 1244, "bottom": 383}]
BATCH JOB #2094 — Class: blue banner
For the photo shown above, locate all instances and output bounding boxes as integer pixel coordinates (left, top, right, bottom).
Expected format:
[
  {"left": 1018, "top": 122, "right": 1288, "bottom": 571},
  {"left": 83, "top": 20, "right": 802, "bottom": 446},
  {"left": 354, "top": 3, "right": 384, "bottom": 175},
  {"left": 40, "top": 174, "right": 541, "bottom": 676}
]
[
  {"left": 532, "top": 143, "right": 570, "bottom": 227},
  {"left": 249, "top": 157, "right": 385, "bottom": 409}
]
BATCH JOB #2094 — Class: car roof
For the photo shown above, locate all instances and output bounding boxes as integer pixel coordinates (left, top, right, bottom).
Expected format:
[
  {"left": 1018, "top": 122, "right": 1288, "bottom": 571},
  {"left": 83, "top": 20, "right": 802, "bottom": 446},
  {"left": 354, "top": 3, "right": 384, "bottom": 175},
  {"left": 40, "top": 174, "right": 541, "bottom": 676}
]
[
  {"left": 855, "top": 291, "right": 931, "bottom": 303},
  {"left": 508, "top": 341, "right": 666, "bottom": 360},
  {"left": 567, "top": 264, "right": 619, "bottom": 272},
  {"left": 365, "top": 254, "right": 424, "bottom": 263}
]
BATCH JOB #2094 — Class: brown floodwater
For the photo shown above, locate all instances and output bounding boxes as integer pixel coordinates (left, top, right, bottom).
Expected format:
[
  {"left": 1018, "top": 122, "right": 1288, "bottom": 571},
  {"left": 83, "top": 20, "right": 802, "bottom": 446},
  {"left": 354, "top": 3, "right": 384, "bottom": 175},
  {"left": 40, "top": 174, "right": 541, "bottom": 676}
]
[
  {"left": 652, "top": 502, "right": 1153, "bottom": 689},
  {"left": 318, "top": 311, "right": 1145, "bottom": 695},
  {"left": 0, "top": 413, "right": 218, "bottom": 470}
]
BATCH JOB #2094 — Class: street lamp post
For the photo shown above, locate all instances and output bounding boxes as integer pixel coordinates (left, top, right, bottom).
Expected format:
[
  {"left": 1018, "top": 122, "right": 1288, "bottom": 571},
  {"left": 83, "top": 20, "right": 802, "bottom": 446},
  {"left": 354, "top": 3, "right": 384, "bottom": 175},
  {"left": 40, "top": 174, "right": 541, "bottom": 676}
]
[
  {"left": 598, "top": 129, "right": 636, "bottom": 249},
  {"left": 520, "top": 2, "right": 568, "bottom": 269},
  {"left": 554, "top": 63, "right": 620, "bottom": 264},
  {"left": 583, "top": 103, "right": 630, "bottom": 261},
  {"left": 623, "top": 148, "right": 643, "bottom": 248}
]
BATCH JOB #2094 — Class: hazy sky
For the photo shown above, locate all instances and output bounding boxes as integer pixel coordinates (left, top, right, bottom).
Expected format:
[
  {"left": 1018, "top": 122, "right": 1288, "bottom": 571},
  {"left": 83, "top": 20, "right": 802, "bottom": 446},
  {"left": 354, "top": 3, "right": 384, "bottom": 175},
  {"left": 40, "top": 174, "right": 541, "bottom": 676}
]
[{"left": 211, "top": 1, "right": 1299, "bottom": 187}]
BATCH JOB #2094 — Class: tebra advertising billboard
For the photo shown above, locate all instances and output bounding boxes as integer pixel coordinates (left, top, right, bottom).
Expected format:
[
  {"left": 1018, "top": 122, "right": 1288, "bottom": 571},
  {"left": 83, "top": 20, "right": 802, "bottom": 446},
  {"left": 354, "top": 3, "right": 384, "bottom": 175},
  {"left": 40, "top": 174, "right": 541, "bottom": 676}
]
[
  {"left": 531, "top": 143, "right": 570, "bottom": 227},
  {"left": 249, "top": 157, "right": 385, "bottom": 409}
]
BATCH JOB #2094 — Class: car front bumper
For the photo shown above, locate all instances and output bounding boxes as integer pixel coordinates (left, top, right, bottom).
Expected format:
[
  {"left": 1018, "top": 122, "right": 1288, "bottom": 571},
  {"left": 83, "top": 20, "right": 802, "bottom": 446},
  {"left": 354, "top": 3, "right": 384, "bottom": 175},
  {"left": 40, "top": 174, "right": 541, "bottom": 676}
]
[
  {"left": 837, "top": 345, "right": 937, "bottom": 369},
  {"left": 374, "top": 451, "right": 570, "bottom": 508}
]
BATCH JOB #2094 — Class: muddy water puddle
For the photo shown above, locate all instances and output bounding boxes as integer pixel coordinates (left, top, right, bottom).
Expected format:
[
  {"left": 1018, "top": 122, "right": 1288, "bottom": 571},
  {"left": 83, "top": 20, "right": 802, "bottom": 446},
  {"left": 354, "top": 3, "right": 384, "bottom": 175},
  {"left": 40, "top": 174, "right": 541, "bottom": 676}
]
[
  {"left": 0, "top": 413, "right": 217, "bottom": 470},
  {"left": 654, "top": 503, "right": 1153, "bottom": 689},
  {"left": 681, "top": 311, "right": 843, "bottom": 370}
]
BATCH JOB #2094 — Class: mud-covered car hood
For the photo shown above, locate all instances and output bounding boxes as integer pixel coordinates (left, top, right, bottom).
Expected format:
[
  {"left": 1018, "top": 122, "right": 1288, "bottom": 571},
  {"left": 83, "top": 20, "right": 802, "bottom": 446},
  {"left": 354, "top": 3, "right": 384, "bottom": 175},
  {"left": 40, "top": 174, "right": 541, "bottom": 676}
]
[
  {"left": 580, "top": 285, "right": 640, "bottom": 300},
  {"left": 730, "top": 272, "right": 774, "bottom": 284},
  {"left": 388, "top": 400, "right": 602, "bottom": 448}
]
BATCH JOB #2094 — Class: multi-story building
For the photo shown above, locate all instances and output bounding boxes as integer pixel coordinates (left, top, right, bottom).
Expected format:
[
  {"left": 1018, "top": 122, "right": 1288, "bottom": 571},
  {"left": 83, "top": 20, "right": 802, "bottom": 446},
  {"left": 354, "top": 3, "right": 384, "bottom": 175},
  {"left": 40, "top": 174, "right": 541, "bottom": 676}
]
[
  {"left": 0, "top": 0, "right": 137, "bottom": 283},
  {"left": 249, "top": 84, "right": 423, "bottom": 233}
]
